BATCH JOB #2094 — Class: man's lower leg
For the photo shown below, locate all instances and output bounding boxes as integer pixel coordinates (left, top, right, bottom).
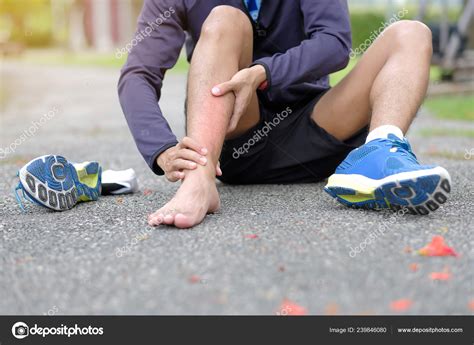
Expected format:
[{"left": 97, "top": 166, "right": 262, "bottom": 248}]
[
  {"left": 368, "top": 21, "right": 432, "bottom": 137},
  {"left": 324, "top": 21, "right": 451, "bottom": 214},
  {"left": 148, "top": 7, "right": 253, "bottom": 228}
]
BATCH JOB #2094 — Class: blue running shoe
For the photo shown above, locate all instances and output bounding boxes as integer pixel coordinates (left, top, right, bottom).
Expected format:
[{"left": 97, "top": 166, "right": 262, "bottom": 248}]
[
  {"left": 15, "top": 155, "right": 101, "bottom": 211},
  {"left": 324, "top": 134, "right": 451, "bottom": 215}
]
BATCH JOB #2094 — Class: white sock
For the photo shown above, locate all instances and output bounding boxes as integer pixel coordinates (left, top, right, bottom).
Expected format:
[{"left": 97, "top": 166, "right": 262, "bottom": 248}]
[{"left": 365, "top": 125, "right": 404, "bottom": 143}]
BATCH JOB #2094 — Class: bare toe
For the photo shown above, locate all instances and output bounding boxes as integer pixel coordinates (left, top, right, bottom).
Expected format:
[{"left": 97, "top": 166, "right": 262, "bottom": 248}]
[
  {"left": 147, "top": 169, "right": 220, "bottom": 229},
  {"left": 174, "top": 213, "right": 194, "bottom": 229},
  {"left": 163, "top": 213, "right": 175, "bottom": 225},
  {"left": 148, "top": 213, "right": 163, "bottom": 226}
]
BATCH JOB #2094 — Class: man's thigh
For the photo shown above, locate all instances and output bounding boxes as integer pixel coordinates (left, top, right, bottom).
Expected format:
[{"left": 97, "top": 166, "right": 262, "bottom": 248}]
[
  {"left": 311, "top": 64, "right": 374, "bottom": 142},
  {"left": 311, "top": 25, "right": 394, "bottom": 141}
]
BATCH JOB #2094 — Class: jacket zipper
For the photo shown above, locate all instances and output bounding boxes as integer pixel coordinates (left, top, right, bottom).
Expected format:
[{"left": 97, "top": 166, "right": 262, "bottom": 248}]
[{"left": 241, "top": 0, "right": 266, "bottom": 36}]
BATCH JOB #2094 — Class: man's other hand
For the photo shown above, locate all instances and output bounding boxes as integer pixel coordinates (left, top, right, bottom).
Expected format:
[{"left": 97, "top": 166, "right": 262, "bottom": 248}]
[
  {"left": 157, "top": 136, "right": 222, "bottom": 182},
  {"left": 211, "top": 64, "right": 266, "bottom": 134}
]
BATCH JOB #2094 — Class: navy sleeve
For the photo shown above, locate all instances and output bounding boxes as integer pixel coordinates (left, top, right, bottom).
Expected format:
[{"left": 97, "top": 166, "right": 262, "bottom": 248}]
[
  {"left": 253, "top": 0, "right": 351, "bottom": 92},
  {"left": 118, "top": 0, "right": 185, "bottom": 175}
]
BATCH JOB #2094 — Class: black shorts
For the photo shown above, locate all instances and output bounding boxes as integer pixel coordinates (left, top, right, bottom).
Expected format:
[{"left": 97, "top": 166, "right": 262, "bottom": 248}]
[{"left": 218, "top": 91, "right": 368, "bottom": 184}]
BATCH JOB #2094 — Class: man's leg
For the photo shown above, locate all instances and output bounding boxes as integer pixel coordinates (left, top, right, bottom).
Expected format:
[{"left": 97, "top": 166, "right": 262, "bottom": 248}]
[
  {"left": 148, "top": 6, "right": 259, "bottom": 228},
  {"left": 312, "top": 20, "right": 433, "bottom": 139},
  {"left": 315, "top": 20, "right": 451, "bottom": 213}
]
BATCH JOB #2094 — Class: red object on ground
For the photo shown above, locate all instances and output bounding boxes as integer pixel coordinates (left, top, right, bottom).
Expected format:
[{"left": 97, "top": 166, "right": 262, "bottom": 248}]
[
  {"left": 390, "top": 299, "right": 413, "bottom": 312},
  {"left": 417, "top": 236, "right": 458, "bottom": 257},
  {"left": 469, "top": 300, "right": 474, "bottom": 311},
  {"left": 409, "top": 263, "right": 419, "bottom": 272},
  {"left": 244, "top": 234, "right": 259, "bottom": 239},
  {"left": 429, "top": 268, "right": 452, "bottom": 281},
  {"left": 324, "top": 303, "right": 339, "bottom": 315},
  {"left": 143, "top": 189, "right": 153, "bottom": 196},
  {"left": 188, "top": 275, "right": 201, "bottom": 284},
  {"left": 278, "top": 299, "right": 308, "bottom": 316}
]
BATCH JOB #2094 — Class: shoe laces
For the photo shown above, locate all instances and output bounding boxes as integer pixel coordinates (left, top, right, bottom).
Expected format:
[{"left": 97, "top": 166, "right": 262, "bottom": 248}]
[{"left": 388, "top": 134, "right": 418, "bottom": 164}]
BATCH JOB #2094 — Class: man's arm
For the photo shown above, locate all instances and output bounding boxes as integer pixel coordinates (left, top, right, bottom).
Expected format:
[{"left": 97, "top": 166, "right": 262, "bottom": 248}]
[
  {"left": 118, "top": 0, "right": 185, "bottom": 175},
  {"left": 253, "top": 0, "right": 352, "bottom": 92}
]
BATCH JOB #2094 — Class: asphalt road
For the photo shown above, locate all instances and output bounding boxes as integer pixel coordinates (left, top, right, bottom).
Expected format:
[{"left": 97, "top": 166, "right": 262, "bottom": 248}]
[{"left": 0, "top": 61, "right": 473, "bottom": 315}]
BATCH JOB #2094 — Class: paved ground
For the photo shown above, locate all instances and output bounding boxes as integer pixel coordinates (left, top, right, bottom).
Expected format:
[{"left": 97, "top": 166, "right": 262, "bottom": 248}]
[{"left": 0, "top": 61, "right": 473, "bottom": 315}]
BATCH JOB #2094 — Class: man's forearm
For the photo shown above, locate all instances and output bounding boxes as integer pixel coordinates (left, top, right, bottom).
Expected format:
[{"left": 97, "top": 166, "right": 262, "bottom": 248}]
[{"left": 118, "top": 71, "right": 178, "bottom": 175}]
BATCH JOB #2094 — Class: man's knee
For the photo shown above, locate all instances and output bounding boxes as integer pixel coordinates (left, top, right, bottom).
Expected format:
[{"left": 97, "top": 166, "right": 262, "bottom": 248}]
[
  {"left": 200, "top": 5, "right": 252, "bottom": 40},
  {"left": 386, "top": 20, "right": 433, "bottom": 55}
]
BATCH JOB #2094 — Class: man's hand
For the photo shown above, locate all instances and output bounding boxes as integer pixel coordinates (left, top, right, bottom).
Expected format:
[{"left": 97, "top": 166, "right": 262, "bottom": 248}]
[
  {"left": 157, "top": 136, "right": 222, "bottom": 182},
  {"left": 211, "top": 64, "right": 266, "bottom": 133}
]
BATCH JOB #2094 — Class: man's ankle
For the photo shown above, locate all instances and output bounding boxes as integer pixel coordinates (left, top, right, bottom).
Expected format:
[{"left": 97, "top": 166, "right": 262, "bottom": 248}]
[{"left": 186, "top": 163, "right": 216, "bottom": 181}]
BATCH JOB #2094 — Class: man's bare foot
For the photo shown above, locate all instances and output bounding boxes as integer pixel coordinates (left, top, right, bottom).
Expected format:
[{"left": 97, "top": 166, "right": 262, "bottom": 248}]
[{"left": 147, "top": 167, "right": 220, "bottom": 229}]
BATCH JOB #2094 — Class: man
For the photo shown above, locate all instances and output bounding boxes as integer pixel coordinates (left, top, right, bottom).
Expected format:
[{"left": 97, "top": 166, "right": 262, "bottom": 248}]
[{"left": 119, "top": 0, "right": 451, "bottom": 228}]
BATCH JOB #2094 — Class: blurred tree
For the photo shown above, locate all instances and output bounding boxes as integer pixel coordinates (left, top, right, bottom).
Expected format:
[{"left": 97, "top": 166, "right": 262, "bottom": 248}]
[
  {"left": 67, "top": 0, "right": 86, "bottom": 51},
  {"left": 0, "top": 0, "right": 48, "bottom": 33},
  {"left": 0, "top": 0, "right": 52, "bottom": 45}
]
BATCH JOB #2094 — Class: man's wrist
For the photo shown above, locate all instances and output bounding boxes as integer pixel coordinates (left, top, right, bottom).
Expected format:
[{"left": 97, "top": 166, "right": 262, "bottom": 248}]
[
  {"left": 250, "top": 64, "right": 267, "bottom": 89},
  {"left": 156, "top": 149, "right": 169, "bottom": 171}
]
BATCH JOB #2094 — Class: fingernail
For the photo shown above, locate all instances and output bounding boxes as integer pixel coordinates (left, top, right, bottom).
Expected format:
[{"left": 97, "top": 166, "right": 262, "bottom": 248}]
[
  {"left": 211, "top": 87, "right": 220, "bottom": 95},
  {"left": 190, "top": 162, "right": 197, "bottom": 168},
  {"left": 200, "top": 157, "right": 207, "bottom": 164},
  {"left": 201, "top": 148, "right": 208, "bottom": 155}
]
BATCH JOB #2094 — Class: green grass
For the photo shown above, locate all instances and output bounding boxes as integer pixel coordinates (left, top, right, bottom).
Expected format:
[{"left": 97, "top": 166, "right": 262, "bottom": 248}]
[
  {"left": 172, "top": 56, "right": 189, "bottom": 73},
  {"left": 329, "top": 59, "right": 358, "bottom": 86},
  {"left": 424, "top": 95, "right": 474, "bottom": 121},
  {"left": 417, "top": 127, "right": 474, "bottom": 138}
]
